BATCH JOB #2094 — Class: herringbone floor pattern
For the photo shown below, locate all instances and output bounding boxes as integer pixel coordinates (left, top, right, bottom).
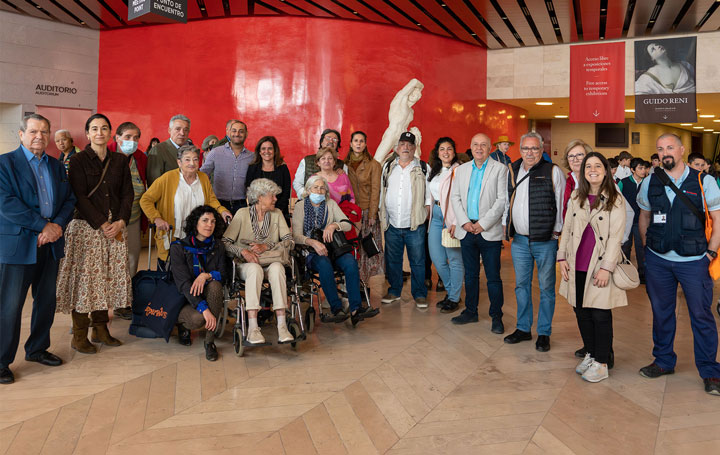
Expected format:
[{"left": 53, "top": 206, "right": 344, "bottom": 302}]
[{"left": 2, "top": 247, "right": 720, "bottom": 454}]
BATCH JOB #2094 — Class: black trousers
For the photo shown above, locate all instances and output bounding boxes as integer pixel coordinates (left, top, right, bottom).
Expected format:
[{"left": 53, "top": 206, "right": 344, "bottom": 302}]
[
  {"left": 219, "top": 199, "right": 247, "bottom": 216},
  {"left": 0, "top": 245, "right": 58, "bottom": 368},
  {"left": 574, "top": 271, "right": 613, "bottom": 364}
]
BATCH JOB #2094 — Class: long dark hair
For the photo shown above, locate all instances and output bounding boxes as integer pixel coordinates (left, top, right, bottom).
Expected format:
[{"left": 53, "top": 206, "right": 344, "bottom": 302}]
[
  {"left": 428, "top": 137, "right": 458, "bottom": 181},
  {"left": 85, "top": 113, "right": 111, "bottom": 133},
  {"left": 183, "top": 205, "right": 226, "bottom": 239},
  {"left": 575, "top": 152, "right": 619, "bottom": 210},
  {"left": 344, "top": 131, "right": 373, "bottom": 164},
  {"left": 252, "top": 135, "right": 284, "bottom": 167}
]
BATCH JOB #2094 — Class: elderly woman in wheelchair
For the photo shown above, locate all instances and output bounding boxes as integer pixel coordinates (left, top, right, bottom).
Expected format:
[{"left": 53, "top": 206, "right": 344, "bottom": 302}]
[
  {"left": 292, "top": 175, "right": 374, "bottom": 327},
  {"left": 223, "top": 178, "right": 295, "bottom": 345}
]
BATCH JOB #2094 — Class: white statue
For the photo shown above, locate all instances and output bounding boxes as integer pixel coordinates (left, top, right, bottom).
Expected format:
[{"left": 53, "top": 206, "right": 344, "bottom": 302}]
[{"left": 375, "top": 78, "right": 424, "bottom": 163}]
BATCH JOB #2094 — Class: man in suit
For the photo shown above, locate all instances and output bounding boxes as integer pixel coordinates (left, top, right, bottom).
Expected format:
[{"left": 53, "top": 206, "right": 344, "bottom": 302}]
[
  {"left": 0, "top": 114, "right": 76, "bottom": 384},
  {"left": 450, "top": 133, "right": 508, "bottom": 332},
  {"left": 146, "top": 114, "right": 191, "bottom": 186}
]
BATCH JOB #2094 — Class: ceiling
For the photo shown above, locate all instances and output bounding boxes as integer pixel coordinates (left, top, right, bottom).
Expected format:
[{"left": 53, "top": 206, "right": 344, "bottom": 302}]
[
  {"left": 496, "top": 94, "right": 720, "bottom": 135},
  {"left": 2, "top": 0, "right": 720, "bottom": 49}
]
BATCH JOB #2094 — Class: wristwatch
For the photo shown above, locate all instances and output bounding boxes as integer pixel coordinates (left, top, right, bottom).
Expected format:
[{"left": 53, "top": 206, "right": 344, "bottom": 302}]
[{"left": 707, "top": 250, "right": 717, "bottom": 259}]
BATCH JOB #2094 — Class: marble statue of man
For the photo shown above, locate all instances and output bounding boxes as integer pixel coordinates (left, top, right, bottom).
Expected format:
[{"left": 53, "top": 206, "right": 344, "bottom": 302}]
[{"left": 375, "top": 78, "right": 424, "bottom": 163}]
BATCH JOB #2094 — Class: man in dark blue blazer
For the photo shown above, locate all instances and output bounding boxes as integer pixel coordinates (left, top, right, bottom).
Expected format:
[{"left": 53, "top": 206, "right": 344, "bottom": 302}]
[{"left": 0, "top": 114, "right": 76, "bottom": 384}]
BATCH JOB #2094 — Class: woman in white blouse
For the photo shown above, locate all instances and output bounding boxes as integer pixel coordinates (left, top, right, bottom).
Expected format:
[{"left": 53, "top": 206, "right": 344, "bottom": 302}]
[{"left": 425, "top": 137, "right": 464, "bottom": 312}]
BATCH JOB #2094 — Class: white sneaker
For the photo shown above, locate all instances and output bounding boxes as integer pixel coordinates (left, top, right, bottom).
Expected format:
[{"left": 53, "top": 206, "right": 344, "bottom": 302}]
[
  {"left": 576, "top": 353, "right": 594, "bottom": 375},
  {"left": 247, "top": 327, "right": 265, "bottom": 344},
  {"left": 582, "top": 360, "right": 609, "bottom": 383},
  {"left": 277, "top": 325, "right": 294, "bottom": 343}
]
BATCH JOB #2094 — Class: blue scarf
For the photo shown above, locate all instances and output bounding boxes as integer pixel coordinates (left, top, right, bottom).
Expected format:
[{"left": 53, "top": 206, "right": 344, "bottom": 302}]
[
  {"left": 303, "top": 198, "right": 327, "bottom": 238},
  {"left": 182, "top": 236, "right": 215, "bottom": 277}
]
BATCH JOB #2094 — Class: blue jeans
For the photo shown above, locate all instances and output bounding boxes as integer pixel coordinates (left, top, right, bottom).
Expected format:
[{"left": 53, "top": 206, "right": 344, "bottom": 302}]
[
  {"left": 621, "top": 223, "right": 645, "bottom": 280},
  {"left": 428, "top": 205, "right": 464, "bottom": 302},
  {"left": 460, "top": 232, "right": 503, "bottom": 319},
  {"left": 307, "top": 253, "right": 361, "bottom": 313},
  {"left": 645, "top": 249, "right": 720, "bottom": 378},
  {"left": 385, "top": 224, "right": 427, "bottom": 299},
  {"left": 0, "top": 244, "right": 58, "bottom": 368},
  {"left": 511, "top": 235, "right": 557, "bottom": 336}
]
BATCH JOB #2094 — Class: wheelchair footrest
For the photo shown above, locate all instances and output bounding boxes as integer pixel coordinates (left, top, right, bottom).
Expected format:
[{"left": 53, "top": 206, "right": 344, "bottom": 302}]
[
  {"left": 277, "top": 336, "right": 302, "bottom": 345},
  {"left": 242, "top": 340, "right": 273, "bottom": 347}
]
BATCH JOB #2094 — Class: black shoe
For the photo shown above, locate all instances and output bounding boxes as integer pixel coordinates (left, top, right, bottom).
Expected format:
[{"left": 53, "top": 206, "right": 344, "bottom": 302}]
[
  {"left": 204, "top": 341, "right": 218, "bottom": 361},
  {"left": 357, "top": 305, "right": 379, "bottom": 319},
  {"left": 535, "top": 335, "right": 550, "bottom": 352},
  {"left": 178, "top": 325, "right": 191, "bottom": 346},
  {"left": 504, "top": 329, "right": 532, "bottom": 344},
  {"left": 402, "top": 271, "right": 411, "bottom": 282},
  {"left": 113, "top": 307, "right": 133, "bottom": 320},
  {"left": 451, "top": 310, "right": 478, "bottom": 325},
  {"left": 0, "top": 367, "right": 14, "bottom": 385},
  {"left": 440, "top": 300, "right": 460, "bottom": 314},
  {"left": 639, "top": 363, "right": 674, "bottom": 378},
  {"left": 491, "top": 318, "right": 504, "bottom": 334},
  {"left": 704, "top": 378, "right": 720, "bottom": 396},
  {"left": 25, "top": 351, "right": 63, "bottom": 367},
  {"left": 331, "top": 308, "right": 349, "bottom": 323},
  {"left": 351, "top": 310, "right": 363, "bottom": 327},
  {"left": 608, "top": 349, "right": 615, "bottom": 370},
  {"left": 435, "top": 295, "right": 449, "bottom": 308},
  {"left": 574, "top": 347, "right": 588, "bottom": 358},
  {"left": 424, "top": 278, "right": 432, "bottom": 289},
  {"left": 436, "top": 279, "right": 445, "bottom": 292}
]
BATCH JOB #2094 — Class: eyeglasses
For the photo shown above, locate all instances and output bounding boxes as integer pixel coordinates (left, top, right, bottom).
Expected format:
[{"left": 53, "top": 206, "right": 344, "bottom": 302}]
[
  {"left": 520, "top": 146, "right": 541, "bottom": 152},
  {"left": 323, "top": 137, "right": 338, "bottom": 143},
  {"left": 567, "top": 153, "right": 585, "bottom": 161}
]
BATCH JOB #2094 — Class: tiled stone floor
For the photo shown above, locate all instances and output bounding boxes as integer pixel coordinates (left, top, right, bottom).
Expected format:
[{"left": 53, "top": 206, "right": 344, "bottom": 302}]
[{"left": 1, "top": 246, "right": 720, "bottom": 454}]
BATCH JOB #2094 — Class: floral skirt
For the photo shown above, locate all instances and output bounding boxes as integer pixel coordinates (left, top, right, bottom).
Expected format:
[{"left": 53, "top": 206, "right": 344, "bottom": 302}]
[
  {"left": 56, "top": 219, "right": 132, "bottom": 314},
  {"left": 357, "top": 209, "right": 384, "bottom": 283}
]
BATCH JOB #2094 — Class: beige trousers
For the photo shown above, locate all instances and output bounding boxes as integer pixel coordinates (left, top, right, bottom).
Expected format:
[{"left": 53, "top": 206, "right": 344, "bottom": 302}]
[
  {"left": 127, "top": 220, "right": 141, "bottom": 276},
  {"left": 237, "top": 262, "right": 287, "bottom": 311}
]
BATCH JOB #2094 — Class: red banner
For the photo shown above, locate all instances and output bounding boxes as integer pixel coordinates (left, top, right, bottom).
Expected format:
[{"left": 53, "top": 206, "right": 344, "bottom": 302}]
[{"left": 569, "top": 42, "right": 625, "bottom": 123}]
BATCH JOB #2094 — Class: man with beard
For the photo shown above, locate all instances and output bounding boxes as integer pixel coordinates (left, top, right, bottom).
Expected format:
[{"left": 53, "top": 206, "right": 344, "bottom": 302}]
[
  {"left": 200, "top": 120, "right": 253, "bottom": 215},
  {"left": 637, "top": 133, "right": 720, "bottom": 396}
]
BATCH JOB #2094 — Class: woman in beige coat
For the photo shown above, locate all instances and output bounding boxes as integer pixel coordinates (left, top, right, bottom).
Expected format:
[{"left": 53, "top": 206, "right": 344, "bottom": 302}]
[{"left": 558, "top": 152, "right": 627, "bottom": 383}]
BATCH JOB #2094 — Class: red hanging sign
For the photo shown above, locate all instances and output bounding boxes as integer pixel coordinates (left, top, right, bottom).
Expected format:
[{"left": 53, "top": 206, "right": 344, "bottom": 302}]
[{"left": 569, "top": 42, "right": 625, "bottom": 123}]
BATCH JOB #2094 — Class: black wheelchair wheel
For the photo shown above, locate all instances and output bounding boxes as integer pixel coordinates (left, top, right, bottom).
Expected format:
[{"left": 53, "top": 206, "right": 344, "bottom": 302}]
[
  {"left": 233, "top": 327, "right": 244, "bottom": 357},
  {"left": 288, "top": 320, "right": 300, "bottom": 348},
  {"left": 305, "top": 307, "right": 315, "bottom": 334}
]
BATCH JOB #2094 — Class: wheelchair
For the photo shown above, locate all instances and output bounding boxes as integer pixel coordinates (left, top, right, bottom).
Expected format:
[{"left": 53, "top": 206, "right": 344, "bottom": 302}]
[
  {"left": 214, "top": 254, "right": 307, "bottom": 357},
  {"left": 294, "top": 244, "right": 379, "bottom": 328}
]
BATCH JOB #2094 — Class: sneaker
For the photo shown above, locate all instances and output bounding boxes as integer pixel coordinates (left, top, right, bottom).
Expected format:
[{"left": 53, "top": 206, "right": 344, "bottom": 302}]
[
  {"left": 247, "top": 327, "right": 265, "bottom": 344},
  {"left": 574, "top": 346, "right": 588, "bottom": 358},
  {"left": 278, "top": 325, "right": 294, "bottom": 343},
  {"left": 451, "top": 310, "right": 478, "bottom": 325},
  {"left": 576, "top": 353, "right": 594, "bottom": 375},
  {"left": 704, "top": 378, "right": 720, "bottom": 396},
  {"left": 415, "top": 297, "right": 428, "bottom": 309},
  {"left": 381, "top": 293, "right": 400, "bottom": 304},
  {"left": 582, "top": 360, "right": 609, "bottom": 383},
  {"left": 639, "top": 363, "right": 674, "bottom": 378}
]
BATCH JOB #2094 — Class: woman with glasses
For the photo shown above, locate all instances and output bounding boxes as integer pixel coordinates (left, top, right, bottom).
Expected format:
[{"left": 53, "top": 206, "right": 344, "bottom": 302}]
[{"left": 562, "top": 140, "right": 593, "bottom": 219}]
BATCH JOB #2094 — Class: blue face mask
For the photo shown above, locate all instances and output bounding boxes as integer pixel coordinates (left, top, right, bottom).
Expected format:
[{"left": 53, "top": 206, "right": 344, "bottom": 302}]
[
  {"left": 309, "top": 193, "right": 325, "bottom": 204},
  {"left": 118, "top": 140, "right": 137, "bottom": 155}
]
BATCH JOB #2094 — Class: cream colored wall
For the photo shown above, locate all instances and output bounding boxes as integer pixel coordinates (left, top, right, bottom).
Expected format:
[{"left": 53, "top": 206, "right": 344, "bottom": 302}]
[
  {"left": 488, "top": 30, "right": 720, "bottom": 98},
  {"left": 550, "top": 119, "right": 694, "bottom": 169}
]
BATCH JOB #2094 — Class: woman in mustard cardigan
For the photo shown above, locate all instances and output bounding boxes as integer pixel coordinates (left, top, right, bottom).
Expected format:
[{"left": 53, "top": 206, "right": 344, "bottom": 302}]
[{"left": 140, "top": 144, "right": 231, "bottom": 263}]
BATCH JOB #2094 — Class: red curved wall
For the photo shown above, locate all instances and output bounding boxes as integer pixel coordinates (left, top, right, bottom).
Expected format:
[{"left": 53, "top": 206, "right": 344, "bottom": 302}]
[{"left": 98, "top": 17, "right": 527, "bottom": 171}]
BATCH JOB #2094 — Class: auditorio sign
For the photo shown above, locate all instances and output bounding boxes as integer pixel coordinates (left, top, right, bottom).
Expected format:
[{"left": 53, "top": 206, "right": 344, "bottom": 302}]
[
  {"left": 128, "top": 0, "right": 187, "bottom": 24},
  {"left": 569, "top": 42, "right": 625, "bottom": 124}
]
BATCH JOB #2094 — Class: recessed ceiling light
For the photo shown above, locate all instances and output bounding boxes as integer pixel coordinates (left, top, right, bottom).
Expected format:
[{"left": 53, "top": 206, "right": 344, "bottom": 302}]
[
  {"left": 520, "top": 114, "right": 526, "bottom": 119},
  {"left": 507, "top": 115, "right": 513, "bottom": 119},
  {"left": 536, "top": 102, "right": 553, "bottom": 106},
  {"left": 699, "top": 114, "right": 715, "bottom": 118},
  {"left": 705, "top": 129, "right": 714, "bottom": 132},
  {"left": 693, "top": 126, "right": 704, "bottom": 129},
  {"left": 477, "top": 103, "right": 486, "bottom": 107},
  {"left": 714, "top": 132, "right": 720, "bottom": 134},
  {"left": 353, "top": 11, "right": 358, "bottom": 14},
  {"left": 680, "top": 123, "right": 692, "bottom": 126},
  {"left": 714, "top": 119, "right": 720, "bottom": 123},
  {"left": 498, "top": 110, "right": 506, "bottom": 114},
  {"left": 625, "top": 109, "right": 635, "bottom": 113},
  {"left": 554, "top": 115, "right": 568, "bottom": 118}
]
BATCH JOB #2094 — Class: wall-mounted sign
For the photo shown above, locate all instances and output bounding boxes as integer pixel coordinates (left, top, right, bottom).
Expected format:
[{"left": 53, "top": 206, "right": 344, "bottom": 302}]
[
  {"left": 569, "top": 42, "right": 625, "bottom": 123},
  {"left": 35, "top": 84, "right": 78, "bottom": 97},
  {"left": 128, "top": 0, "right": 187, "bottom": 24},
  {"left": 634, "top": 37, "right": 696, "bottom": 124}
]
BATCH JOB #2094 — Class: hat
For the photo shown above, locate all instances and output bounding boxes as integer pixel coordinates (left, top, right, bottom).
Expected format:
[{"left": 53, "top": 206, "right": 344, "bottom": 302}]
[
  {"left": 398, "top": 131, "right": 416, "bottom": 144},
  {"left": 494, "top": 135, "right": 514, "bottom": 146}
]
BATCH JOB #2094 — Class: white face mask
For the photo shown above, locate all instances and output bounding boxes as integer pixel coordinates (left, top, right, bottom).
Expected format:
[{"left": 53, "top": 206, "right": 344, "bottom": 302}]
[{"left": 118, "top": 140, "right": 138, "bottom": 155}]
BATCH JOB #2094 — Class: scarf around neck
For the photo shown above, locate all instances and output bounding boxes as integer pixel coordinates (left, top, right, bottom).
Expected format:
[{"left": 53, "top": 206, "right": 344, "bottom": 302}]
[
  {"left": 303, "top": 198, "right": 327, "bottom": 238},
  {"left": 182, "top": 235, "right": 215, "bottom": 277}
]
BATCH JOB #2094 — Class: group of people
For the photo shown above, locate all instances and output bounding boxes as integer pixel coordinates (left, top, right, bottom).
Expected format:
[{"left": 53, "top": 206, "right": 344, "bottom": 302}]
[{"left": 1, "top": 113, "right": 719, "bottom": 397}]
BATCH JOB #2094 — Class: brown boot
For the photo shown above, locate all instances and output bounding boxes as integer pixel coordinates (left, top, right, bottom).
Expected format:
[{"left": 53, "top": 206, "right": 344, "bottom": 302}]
[
  {"left": 90, "top": 311, "right": 122, "bottom": 346},
  {"left": 71, "top": 311, "right": 97, "bottom": 354}
]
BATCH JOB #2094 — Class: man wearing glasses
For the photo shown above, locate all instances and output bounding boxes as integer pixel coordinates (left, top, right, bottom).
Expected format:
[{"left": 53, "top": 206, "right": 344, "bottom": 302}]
[{"left": 503, "top": 132, "right": 565, "bottom": 352}]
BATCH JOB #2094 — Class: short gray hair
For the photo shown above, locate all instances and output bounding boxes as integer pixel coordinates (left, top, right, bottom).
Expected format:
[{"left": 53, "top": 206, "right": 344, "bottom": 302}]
[
  {"left": 247, "top": 178, "right": 281, "bottom": 205},
  {"left": 304, "top": 175, "right": 329, "bottom": 200},
  {"left": 169, "top": 114, "right": 191, "bottom": 129},
  {"left": 55, "top": 129, "right": 72, "bottom": 139},
  {"left": 20, "top": 114, "right": 50, "bottom": 132},
  {"left": 520, "top": 131, "right": 544, "bottom": 148},
  {"left": 176, "top": 144, "right": 200, "bottom": 160}
]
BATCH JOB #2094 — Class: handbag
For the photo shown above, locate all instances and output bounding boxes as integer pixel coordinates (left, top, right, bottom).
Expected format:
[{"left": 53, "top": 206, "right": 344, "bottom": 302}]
[
  {"left": 360, "top": 233, "right": 381, "bottom": 258},
  {"left": 311, "top": 225, "right": 354, "bottom": 259},
  {"left": 613, "top": 250, "right": 640, "bottom": 290},
  {"left": 441, "top": 168, "right": 461, "bottom": 248},
  {"left": 257, "top": 245, "right": 290, "bottom": 267}
]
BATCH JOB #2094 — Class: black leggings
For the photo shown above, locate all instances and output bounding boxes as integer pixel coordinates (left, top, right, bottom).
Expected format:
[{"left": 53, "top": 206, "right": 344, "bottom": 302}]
[{"left": 574, "top": 271, "right": 613, "bottom": 364}]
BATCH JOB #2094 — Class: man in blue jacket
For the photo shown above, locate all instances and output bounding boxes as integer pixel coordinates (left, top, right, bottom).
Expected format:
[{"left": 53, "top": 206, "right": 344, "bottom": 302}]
[{"left": 0, "top": 114, "right": 76, "bottom": 384}]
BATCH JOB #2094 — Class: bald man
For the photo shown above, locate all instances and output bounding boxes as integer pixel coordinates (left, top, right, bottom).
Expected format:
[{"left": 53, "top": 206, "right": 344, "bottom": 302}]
[{"left": 449, "top": 133, "right": 508, "bottom": 332}]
